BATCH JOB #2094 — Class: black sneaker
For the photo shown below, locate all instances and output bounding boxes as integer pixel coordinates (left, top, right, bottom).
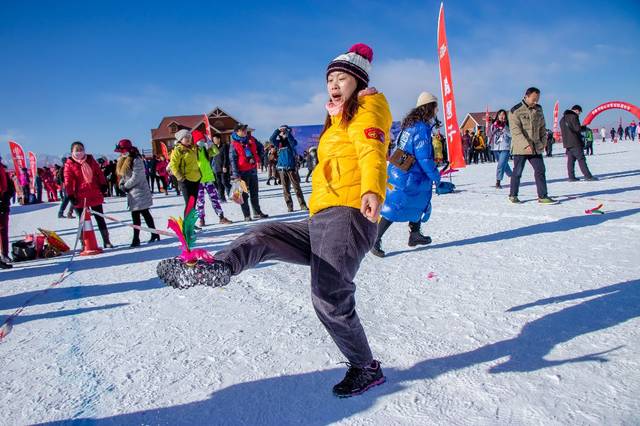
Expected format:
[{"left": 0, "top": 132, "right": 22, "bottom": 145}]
[
  {"left": 157, "top": 258, "right": 232, "bottom": 289},
  {"left": 370, "top": 241, "right": 385, "bottom": 258},
  {"left": 408, "top": 232, "right": 432, "bottom": 247},
  {"left": 333, "top": 360, "right": 385, "bottom": 398},
  {"left": 0, "top": 260, "right": 12, "bottom": 269},
  {"left": 253, "top": 213, "right": 269, "bottom": 220}
]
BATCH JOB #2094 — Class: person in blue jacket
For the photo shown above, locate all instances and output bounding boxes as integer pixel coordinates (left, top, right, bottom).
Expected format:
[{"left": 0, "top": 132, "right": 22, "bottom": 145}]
[
  {"left": 371, "top": 92, "right": 445, "bottom": 258},
  {"left": 270, "top": 125, "right": 308, "bottom": 212}
]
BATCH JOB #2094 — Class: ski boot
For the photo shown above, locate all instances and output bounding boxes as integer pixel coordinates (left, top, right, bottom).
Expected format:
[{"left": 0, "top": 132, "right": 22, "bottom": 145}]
[{"left": 408, "top": 232, "right": 432, "bottom": 247}]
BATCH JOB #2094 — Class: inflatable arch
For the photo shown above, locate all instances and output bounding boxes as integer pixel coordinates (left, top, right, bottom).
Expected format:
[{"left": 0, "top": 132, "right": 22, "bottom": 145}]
[{"left": 582, "top": 101, "right": 640, "bottom": 126}]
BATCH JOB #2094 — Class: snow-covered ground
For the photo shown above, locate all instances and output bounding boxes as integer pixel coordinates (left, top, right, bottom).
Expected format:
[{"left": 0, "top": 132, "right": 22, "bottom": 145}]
[{"left": 1, "top": 141, "right": 639, "bottom": 425}]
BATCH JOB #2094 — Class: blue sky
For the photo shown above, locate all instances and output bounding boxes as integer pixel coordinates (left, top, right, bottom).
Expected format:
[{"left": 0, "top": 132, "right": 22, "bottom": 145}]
[{"left": 1, "top": 0, "right": 639, "bottom": 161}]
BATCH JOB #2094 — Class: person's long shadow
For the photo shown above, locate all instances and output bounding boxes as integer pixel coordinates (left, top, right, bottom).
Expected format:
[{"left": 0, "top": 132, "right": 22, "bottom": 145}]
[
  {"left": 385, "top": 207, "right": 640, "bottom": 257},
  {"left": 9, "top": 202, "right": 56, "bottom": 215},
  {"left": 0, "top": 278, "right": 162, "bottom": 311},
  {"left": 1, "top": 303, "right": 128, "bottom": 326},
  {"left": 560, "top": 185, "right": 640, "bottom": 201},
  {"left": 105, "top": 203, "right": 183, "bottom": 215},
  {"left": 47, "top": 279, "right": 639, "bottom": 426},
  {"left": 520, "top": 168, "right": 640, "bottom": 188}
]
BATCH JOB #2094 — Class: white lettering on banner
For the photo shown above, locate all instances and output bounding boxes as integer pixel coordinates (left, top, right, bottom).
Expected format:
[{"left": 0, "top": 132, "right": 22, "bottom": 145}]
[
  {"left": 443, "top": 78, "right": 451, "bottom": 96},
  {"left": 439, "top": 44, "right": 447, "bottom": 59},
  {"left": 446, "top": 100, "right": 453, "bottom": 119}
]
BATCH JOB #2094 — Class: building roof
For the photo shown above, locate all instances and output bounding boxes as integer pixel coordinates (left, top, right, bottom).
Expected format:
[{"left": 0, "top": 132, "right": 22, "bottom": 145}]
[
  {"left": 150, "top": 107, "right": 246, "bottom": 142},
  {"left": 151, "top": 115, "right": 203, "bottom": 141},
  {"left": 462, "top": 111, "right": 499, "bottom": 127}
]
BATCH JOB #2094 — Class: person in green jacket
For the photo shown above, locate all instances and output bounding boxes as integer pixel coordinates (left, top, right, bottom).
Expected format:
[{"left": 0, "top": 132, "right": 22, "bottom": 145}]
[
  {"left": 584, "top": 127, "right": 594, "bottom": 156},
  {"left": 192, "top": 130, "right": 232, "bottom": 226},
  {"left": 169, "top": 129, "right": 201, "bottom": 216}
]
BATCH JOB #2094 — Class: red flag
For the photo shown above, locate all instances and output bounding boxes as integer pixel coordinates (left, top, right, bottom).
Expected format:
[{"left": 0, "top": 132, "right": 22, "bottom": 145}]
[
  {"left": 28, "top": 151, "right": 37, "bottom": 190},
  {"left": 485, "top": 105, "right": 491, "bottom": 138},
  {"left": 437, "top": 3, "right": 466, "bottom": 169},
  {"left": 8, "top": 140, "right": 27, "bottom": 176},
  {"left": 203, "top": 113, "right": 212, "bottom": 140},
  {"left": 553, "top": 101, "right": 561, "bottom": 141},
  {"left": 161, "top": 142, "right": 169, "bottom": 161}
]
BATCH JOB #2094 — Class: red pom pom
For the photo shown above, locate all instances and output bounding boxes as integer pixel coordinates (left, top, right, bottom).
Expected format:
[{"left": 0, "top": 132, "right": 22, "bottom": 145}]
[{"left": 349, "top": 43, "right": 373, "bottom": 63}]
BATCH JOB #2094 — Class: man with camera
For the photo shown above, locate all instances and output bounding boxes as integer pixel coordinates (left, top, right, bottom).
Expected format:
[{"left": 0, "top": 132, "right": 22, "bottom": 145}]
[{"left": 269, "top": 125, "right": 308, "bottom": 212}]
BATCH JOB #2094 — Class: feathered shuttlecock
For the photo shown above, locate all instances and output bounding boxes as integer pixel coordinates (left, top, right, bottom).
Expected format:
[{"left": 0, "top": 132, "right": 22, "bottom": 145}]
[{"left": 167, "top": 202, "right": 215, "bottom": 265}]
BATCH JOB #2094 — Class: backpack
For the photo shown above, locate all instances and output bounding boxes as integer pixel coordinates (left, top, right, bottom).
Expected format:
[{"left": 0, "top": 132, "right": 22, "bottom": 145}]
[
  {"left": 436, "top": 181, "right": 456, "bottom": 195},
  {"left": 12, "top": 240, "right": 37, "bottom": 262}
]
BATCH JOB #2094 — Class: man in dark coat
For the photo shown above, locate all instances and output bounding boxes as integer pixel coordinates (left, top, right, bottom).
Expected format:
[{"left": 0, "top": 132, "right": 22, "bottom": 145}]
[
  {"left": 211, "top": 134, "right": 231, "bottom": 201},
  {"left": 560, "top": 105, "right": 597, "bottom": 181}
]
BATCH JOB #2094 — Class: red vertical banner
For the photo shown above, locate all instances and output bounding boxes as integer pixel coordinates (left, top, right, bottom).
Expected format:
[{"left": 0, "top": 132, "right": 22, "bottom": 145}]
[
  {"left": 161, "top": 142, "right": 169, "bottom": 161},
  {"left": 484, "top": 106, "right": 491, "bottom": 138},
  {"left": 203, "top": 113, "right": 212, "bottom": 140},
  {"left": 553, "top": 101, "right": 561, "bottom": 141},
  {"left": 437, "top": 2, "right": 466, "bottom": 169},
  {"left": 28, "top": 151, "right": 37, "bottom": 190},
  {"left": 8, "top": 140, "right": 27, "bottom": 176}
]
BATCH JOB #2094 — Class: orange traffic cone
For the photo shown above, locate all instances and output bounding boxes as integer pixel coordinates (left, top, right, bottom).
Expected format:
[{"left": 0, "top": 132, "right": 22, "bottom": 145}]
[{"left": 80, "top": 209, "right": 103, "bottom": 256}]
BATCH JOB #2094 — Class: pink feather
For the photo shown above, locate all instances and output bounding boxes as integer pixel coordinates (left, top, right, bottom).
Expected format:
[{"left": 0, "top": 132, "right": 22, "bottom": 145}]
[{"left": 179, "top": 248, "right": 215, "bottom": 264}]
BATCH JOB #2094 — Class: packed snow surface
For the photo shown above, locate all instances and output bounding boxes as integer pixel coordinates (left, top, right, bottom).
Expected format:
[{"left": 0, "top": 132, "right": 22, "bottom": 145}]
[{"left": 1, "top": 141, "right": 639, "bottom": 425}]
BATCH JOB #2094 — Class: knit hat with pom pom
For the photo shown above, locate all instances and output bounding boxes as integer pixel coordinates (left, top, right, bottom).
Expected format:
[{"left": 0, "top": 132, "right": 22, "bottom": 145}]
[{"left": 326, "top": 43, "right": 373, "bottom": 86}]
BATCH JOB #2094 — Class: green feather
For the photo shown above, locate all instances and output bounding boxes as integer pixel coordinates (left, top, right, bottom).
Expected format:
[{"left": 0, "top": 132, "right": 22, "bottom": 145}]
[{"left": 183, "top": 208, "right": 198, "bottom": 249}]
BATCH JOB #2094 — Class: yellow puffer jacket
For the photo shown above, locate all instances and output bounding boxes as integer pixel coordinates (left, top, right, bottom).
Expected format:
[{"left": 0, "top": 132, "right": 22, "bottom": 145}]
[
  {"left": 309, "top": 92, "right": 392, "bottom": 215},
  {"left": 169, "top": 143, "right": 201, "bottom": 182}
]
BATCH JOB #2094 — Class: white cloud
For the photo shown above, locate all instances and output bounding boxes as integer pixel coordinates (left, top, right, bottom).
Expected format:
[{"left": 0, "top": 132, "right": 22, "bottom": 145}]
[
  {"left": 101, "top": 85, "right": 168, "bottom": 116},
  {"left": 191, "top": 49, "right": 571, "bottom": 140}
]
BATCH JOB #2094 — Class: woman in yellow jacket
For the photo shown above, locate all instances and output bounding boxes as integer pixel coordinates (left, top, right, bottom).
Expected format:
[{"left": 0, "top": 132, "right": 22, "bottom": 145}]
[
  {"left": 159, "top": 43, "right": 390, "bottom": 397},
  {"left": 169, "top": 129, "right": 201, "bottom": 215}
]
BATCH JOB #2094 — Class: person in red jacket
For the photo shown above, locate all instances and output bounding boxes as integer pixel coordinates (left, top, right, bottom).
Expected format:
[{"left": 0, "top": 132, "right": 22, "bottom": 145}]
[
  {"left": 155, "top": 155, "right": 169, "bottom": 195},
  {"left": 63, "top": 141, "right": 113, "bottom": 248},
  {"left": 229, "top": 124, "right": 268, "bottom": 221},
  {"left": 0, "top": 157, "right": 14, "bottom": 269}
]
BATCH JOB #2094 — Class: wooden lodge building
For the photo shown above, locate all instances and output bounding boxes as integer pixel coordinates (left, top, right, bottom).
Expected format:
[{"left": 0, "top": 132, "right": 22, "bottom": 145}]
[
  {"left": 150, "top": 107, "right": 252, "bottom": 156},
  {"left": 459, "top": 111, "right": 497, "bottom": 134}
]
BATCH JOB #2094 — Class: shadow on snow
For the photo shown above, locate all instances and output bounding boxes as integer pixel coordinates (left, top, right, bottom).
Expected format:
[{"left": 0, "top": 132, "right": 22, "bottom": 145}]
[{"left": 41, "top": 279, "right": 640, "bottom": 425}]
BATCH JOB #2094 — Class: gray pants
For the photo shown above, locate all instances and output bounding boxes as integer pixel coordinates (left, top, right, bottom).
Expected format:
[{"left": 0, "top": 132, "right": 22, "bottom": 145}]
[{"left": 217, "top": 206, "right": 377, "bottom": 367}]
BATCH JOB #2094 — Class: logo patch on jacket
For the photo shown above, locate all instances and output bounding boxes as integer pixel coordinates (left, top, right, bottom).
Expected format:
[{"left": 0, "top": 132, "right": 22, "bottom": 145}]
[{"left": 364, "top": 127, "right": 385, "bottom": 143}]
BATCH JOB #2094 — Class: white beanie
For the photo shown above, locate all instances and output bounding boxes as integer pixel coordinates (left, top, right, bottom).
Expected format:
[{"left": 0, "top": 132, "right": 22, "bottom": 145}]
[
  {"left": 416, "top": 92, "right": 438, "bottom": 107},
  {"left": 174, "top": 129, "right": 191, "bottom": 143}
]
